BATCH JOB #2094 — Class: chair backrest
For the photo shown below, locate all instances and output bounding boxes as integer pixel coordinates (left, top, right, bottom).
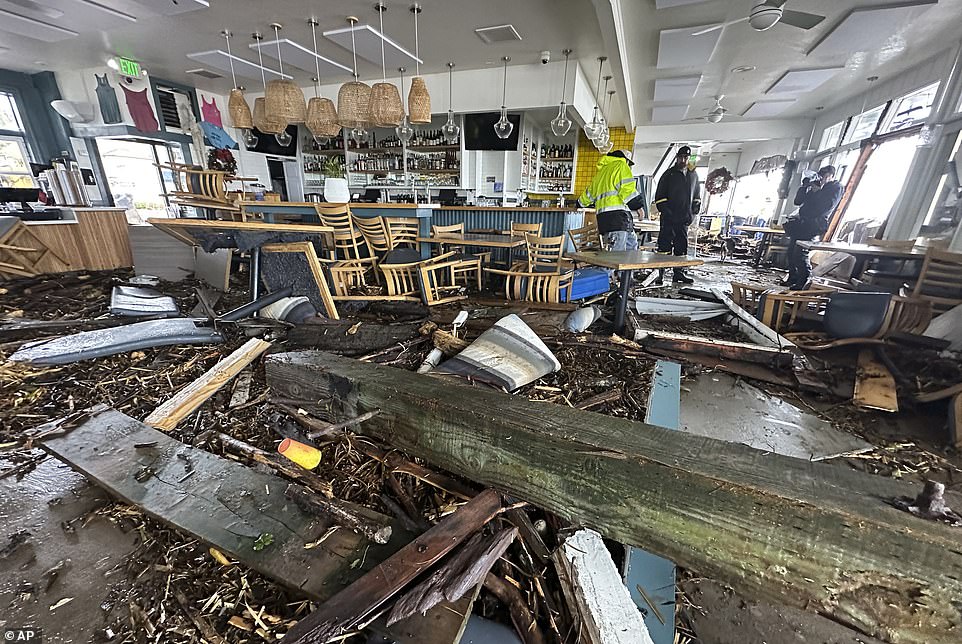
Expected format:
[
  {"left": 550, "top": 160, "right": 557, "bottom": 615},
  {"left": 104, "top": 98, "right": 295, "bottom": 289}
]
[
  {"left": 315, "top": 204, "right": 367, "bottom": 260},
  {"left": 730, "top": 282, "right": 765, "bottom": 314},
  {"left": 385, "top": 217, "right": 419, "bottom": 248},
  {"left": 887, "top": 296, "right": 932, "bottom": 335},
  {"left": 567, "top": 225, "right": 601, "bottom": 252},
  {"left": 824, "top": 292, "right": 892, "bottom": 339},
  {"left": 912, "top": 248, "right": 962, "bottom": 315},
  {"left": 525, "top": 234, "right": 566, "bottom": 273},
  {"left": 431, "top": 223, "right": 465, "bottom": 237},
  {"left": 354, "top": 216, "right": 391, "bottom": 255},
  {"left": 511, "top": 222, "right": 543, "bottom": 237}
]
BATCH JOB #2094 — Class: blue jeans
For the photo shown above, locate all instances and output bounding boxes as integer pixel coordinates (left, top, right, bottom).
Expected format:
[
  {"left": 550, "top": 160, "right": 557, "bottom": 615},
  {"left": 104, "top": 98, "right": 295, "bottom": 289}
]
[{"left": 605, "top": 231, "right": 639, "bottom": 252}]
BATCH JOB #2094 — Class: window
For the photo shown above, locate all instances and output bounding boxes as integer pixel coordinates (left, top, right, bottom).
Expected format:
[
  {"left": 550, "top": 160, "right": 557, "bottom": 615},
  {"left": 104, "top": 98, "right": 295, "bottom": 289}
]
[
  {"left": 842, "top": 104, "right": 886, "bottom": 145},
  {"left": 0, "top": 92, "right": 35, "bottom": 188},
  {"left": 818, "top": 121, "right": 846, "bottom": 152},
  {"left": 882, "top": 82, "right": 940, "bottom": 133}
]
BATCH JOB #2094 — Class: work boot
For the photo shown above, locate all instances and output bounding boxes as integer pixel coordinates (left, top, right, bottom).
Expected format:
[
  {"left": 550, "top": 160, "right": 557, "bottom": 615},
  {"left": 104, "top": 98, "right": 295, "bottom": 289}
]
[{"left": 673, "top": 269, "right": 694, "bottom": 284}]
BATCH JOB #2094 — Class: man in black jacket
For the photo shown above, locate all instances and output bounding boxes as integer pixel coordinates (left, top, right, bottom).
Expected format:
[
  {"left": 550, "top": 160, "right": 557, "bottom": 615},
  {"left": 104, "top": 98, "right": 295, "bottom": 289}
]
[
  {"left": 785, "top": 165, "right": 843, "bottom": 289},
  {"left": 653, "top": 146, "right": 701, "bottom": 284}
]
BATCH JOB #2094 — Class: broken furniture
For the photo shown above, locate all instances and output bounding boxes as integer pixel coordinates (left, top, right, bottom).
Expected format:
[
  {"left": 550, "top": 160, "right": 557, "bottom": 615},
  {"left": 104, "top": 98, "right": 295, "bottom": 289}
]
[
  {"left": 735, "top": 224, "right": 785, "bottom": 267},
  {"left": 379, "top": 248, "right": 469, "bottom": 305},
  {"left": 567, "top": 250, "right": 703, "bottom": 334},
  {"left": 856, "top": 238, "right": 922, "bottom": 291},
  {"left": 566, "top": 222, "right": 601, "bottom": 252},
  {"left": 109, "top": 285, "right": 179, "bottom": 318},
  {"left": 259, "top": 241, "right": 340, "bottom": 319},
  {"left": 906, "top": 247, "right": 962, "bottom": 316},
  {"left": 314, "top": 203, "right": 378, "bottom": 281},
  {"left": 798, "top": 239, "right": 927, "bottom": 280},
  {"left": 430, "top": 222, "right": 492, "bottom": 280},
  {"left": 10, "top": 318, "right": 224, "bottom": 365},
  {"left": 161, "top": 162, "right": 254, "bottom": 216},
  {"left": 730, "top": 281, "right": 832, "bottom": 334},
  {"left": 266, "top": 351, "right": 962, "bottom": 644},
  {"left": 0, "top": 215, "right": 71, "bottom": 279}
]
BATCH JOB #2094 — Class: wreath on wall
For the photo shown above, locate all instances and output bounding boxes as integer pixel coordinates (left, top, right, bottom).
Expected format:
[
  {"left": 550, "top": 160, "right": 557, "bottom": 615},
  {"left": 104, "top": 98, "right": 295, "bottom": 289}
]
[
  {"left": 706, "top": 167, "right": 734, "bottom": 195},
  {"left": 207, "top": 148, "right": 237, "bottom": 174}
]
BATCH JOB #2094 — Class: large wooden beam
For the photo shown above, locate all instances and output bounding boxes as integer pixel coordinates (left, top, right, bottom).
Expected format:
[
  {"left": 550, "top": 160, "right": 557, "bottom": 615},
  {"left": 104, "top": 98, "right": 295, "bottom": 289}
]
[{"left": 265, "top": 351, "right": 962, "bottom": 644}]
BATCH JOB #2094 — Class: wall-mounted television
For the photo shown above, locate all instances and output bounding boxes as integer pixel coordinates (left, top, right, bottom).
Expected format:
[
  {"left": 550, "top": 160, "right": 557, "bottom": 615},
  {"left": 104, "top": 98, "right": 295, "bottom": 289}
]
[
  {"left": 463, "top": 112, "right": 521, "bottom": 151},
  {"left": 248, "top": 124, "right": 298, "bottom": 156}
]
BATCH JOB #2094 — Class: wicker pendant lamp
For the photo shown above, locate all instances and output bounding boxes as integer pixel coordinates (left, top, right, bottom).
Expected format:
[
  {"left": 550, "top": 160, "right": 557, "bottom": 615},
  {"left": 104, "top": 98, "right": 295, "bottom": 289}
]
[
  {"left": 264, "top": 23, "right": 307, "bottom": 124},
  {"left": 252, "top": 32, "right": 287, "bottom": 135},
  {"left": 369, "top": 4, "right": 403, "bottom": 127},
  {"left": 337, "top": 16, "right": 372, "bottom": 131},
  {"left": 222, "top": 30, "right": 253, "bottom": 130},
  {"left": 407, "top": 4, "right": 431, "bottom": 123},
  {"left": 305, "top": 18, "right": 341, "bottom": 140}
]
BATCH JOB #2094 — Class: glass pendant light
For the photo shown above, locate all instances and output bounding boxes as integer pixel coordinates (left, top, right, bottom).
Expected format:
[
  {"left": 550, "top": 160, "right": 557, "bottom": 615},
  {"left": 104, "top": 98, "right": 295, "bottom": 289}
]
[
  {"left": 583, "top": 57, "right": 607, "bottom": 140},
  {"left": 442, "top": 62, "right": 461, "bottom": 144},
  {"left": 244, "top": 129, "right": 259, "bottom": 147},
  {"left": 395, "top": 67, "right": 414, "bottom": 145},
  {"left": 494, "top": 56, "right": 514, "bottom": 140},
  {"left": 550, "top": 48, "right": 573, "bottom": 137}
]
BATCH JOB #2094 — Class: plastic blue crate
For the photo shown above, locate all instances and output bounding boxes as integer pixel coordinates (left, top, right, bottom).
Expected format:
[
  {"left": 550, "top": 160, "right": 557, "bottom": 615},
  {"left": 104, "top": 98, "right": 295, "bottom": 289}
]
[{"left": 565, "top": 267, "right": 611, "bottom": 302}]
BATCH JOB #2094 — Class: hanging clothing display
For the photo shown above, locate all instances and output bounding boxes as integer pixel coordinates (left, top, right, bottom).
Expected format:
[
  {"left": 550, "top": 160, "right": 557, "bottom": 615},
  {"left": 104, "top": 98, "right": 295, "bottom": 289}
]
[
  {"left": 200, "top": 96, "right": 223, "bottom": 128},
  {"left": 95, "top": 74, "right": 122, "bottom": 124},
  {"left": 200, "top": 122, "right": 237, "bottom": 149},
  {"left": 121, "top": 86, "right": 159, "bottom": 132}
]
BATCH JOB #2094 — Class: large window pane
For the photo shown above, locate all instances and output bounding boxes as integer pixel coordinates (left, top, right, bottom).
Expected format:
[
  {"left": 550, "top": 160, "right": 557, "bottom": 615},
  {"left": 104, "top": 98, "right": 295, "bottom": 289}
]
[
  {"left": 0, "top": 92, "right": 24, "bottom": 132},
  {"left": 818, "top": 121, "right": 845, "bottom": 152},
  {"left": 922, "top": 130, "right": 962, "bottom": 239},
  {"left": 0, "top": 136, "right": 34, "bottom": 188},
  {"left": 843, "top": 104, "right": 886, "bottom": 144}
]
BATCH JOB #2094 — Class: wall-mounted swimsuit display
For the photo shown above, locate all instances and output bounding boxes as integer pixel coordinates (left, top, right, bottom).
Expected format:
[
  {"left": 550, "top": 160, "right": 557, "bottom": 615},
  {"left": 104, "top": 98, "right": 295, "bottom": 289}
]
[
  {"left": 95, "top": 74, "right": 122, "bottom": 124},
  {"left": 200, "top": 96, "right": 223, "bottom": 128},
  {"left": 121, "top": 86, "right": 159, "bottom": 133}
]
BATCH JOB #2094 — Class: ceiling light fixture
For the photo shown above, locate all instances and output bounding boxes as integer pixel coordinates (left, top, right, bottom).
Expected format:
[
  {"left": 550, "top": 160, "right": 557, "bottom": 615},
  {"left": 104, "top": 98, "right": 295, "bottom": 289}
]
[
  {"left": 731, "top": 65, "right": 755, "bottom": 74},
  {"left": 549, "top": 48, "right": 573, "bottom": 137},
  {"left": 251, "top": 32, "right": 287, "bottom": 138},
  {"left": 395, "top": 66, "right": 414, "bottom": 145},
  {"left": 407, "top": 4, "right": 431, "bottom": 123},
  {"left": 337, "top": 16, "right": 373, "bottom": 145},
  {"left": 264, "top": 22, "right": 304, "bottom": 146},
  {"left": 305, "top": 17, "right": 340, "bottom": 144},
  {"left": 223, "top": 30, "right": 255, "bottom": 142},
  {"left": 494, "top": 56, "right": 513, "bottom": 139},
  {"left": 442, "top": 62, "right": 460, "bottom": 144},
  {"left": 370, "top": 3, "right": 403, "bottom": 127},
  {"left": 583, "top": 57, "right": 607, "bottom": 141}
]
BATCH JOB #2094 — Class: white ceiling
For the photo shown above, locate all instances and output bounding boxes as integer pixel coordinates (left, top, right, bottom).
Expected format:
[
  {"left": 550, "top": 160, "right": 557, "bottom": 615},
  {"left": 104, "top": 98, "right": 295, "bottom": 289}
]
[{"left": 0, "top": 0, "right": 960, "bottom": 134}]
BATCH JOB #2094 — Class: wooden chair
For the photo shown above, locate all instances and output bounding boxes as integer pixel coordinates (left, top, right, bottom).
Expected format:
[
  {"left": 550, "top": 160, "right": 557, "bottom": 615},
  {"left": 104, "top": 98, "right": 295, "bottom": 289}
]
[
  {"left": 0, "top": 216, "right": 71, "bottom": 279},
  {"left": 379, "top": 250, "right": 466, "bottom": 304},
  {"left": 162, "top": 163, "right": 244, "bottom": 215},
  {"left": 730, "top": 281, "right": 832, "bottom": 334},
  {"left": 523, "top": 233, "right": 568, "bottom": 273},
  {"left": 485, "top": 267, "right": 574, "bottom": 303},
  {"left": 429, "top": 223, "right": 488, "bottom": 288},
  {"left": 385, "top": 217, "right": 420, "bottom": 248},
  {"left": 314, "top": 204, "right": 376, "bottom": 276},
  {"left": 786, "top": 296, "right": 933, "bottom": 350},
  {"left": 905, "top": 248, "right": 962, "bottom": 316},
  {"left": 509, "top": 221, "right": 543, "bottom": 264},
  {"left": 354, "top": 216, "right": 392, "bottom": 256},
  {"left": 567, "top": 224, "right": 601, "bottom": 252},
  {"left": 419, "top": 253, "right": 473, "bottom": 305}
]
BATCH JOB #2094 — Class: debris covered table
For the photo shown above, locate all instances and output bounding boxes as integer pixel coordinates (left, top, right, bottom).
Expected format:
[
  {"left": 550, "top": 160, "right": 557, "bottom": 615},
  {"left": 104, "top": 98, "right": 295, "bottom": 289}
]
[
  {"left": 567, "top": 250, "right": 703, "bottom": 334},
  {"left": 735, "top": 225, "right": 785, "bottom": 267},
  {"left": 797, "top": 240, "right": 927, "bottom": 278}
]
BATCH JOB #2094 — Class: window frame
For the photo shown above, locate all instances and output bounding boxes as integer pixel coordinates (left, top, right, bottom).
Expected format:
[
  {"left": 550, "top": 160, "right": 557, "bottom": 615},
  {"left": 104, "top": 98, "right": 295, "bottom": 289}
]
[
  {"left": 881, "top": 82, "right": 941, "bottom": 134},
  {"left": 0, "top": 134, "right": 36, "bottom": 188},
  {"left": 843, "top": 103, "right": 888, "bottom": 145},
  {"left": 818, "top": 120, "right": 847, "bottom": 153}
]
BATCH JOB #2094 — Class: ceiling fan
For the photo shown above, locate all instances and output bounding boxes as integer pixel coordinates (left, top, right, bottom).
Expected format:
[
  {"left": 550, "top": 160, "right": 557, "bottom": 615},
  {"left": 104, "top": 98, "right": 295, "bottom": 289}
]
[
  {"left": 685, "top": 97, "right": 728, "bottom": 124},
  {"left": 692, "top": 0, "right": 826, "bottom": 36}
]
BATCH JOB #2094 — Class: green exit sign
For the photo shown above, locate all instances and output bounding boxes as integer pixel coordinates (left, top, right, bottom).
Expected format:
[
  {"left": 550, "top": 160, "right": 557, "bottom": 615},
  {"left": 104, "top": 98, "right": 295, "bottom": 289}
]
[{"left": 119, "top": 57, "right": 141, "bottom": 77}]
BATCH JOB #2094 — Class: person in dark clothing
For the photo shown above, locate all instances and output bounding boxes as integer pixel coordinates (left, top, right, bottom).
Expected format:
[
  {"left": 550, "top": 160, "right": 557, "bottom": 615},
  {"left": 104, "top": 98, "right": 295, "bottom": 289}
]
[
  {"left": 654, "top": 145, "right": 701, "bottom": 284},
  {"left": 785, "top": 165, "right": 844, "bottom": 289}
]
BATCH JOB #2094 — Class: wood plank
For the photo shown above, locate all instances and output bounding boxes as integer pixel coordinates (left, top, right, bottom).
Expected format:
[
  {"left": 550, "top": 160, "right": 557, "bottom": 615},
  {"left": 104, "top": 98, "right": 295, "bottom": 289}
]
[
  {"left": 635, "top": 330, "right": 793, "bottom": 368},
  {"left": 854, "top": 348, "right": 899, "bottom": 413},
  {"left": 265, "top": 351, "right": 962, "bottom": 644},
  {"left": 261, "top": 242, "right": 340, "bottom": 320},
  {"left": 554, "top": 529, "right": 653, "bottom": 644},
  {"left": 145, "top": 338, "right": 271, "bottom": 430},
  {"left": 282, "top": 489, "right": 502, "bottom": 643},
  {"left": 38, "top": 406, "right": 401, "bottom": 602},
  {"left": 711, "top": 287, "right": 795, "bottom": 349}
]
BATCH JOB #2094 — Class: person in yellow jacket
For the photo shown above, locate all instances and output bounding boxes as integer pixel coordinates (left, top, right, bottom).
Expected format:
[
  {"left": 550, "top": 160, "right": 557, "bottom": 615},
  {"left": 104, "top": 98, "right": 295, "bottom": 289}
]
[{"left": 578, "top": 150, "right": 646, "bottom": 252}]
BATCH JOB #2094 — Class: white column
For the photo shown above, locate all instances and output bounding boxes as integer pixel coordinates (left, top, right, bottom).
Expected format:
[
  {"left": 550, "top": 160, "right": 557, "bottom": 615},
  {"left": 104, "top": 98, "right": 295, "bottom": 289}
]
[{"left": 885, "top": 40, "right": 962, "bottom": 240}]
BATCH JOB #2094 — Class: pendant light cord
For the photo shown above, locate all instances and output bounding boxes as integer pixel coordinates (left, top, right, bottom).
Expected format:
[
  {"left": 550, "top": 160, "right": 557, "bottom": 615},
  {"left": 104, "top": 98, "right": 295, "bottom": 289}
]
[
  {"left": 501, "top": 58, "right": 508, "bottom": 109},
  {"left": 560, "top": 50, "right": 569, "bottom": 103},
  {"left": 594, "top": 59, "right": 603, "bottom": 108},
  {"left": 350, "top": 20, "right": 359, "bottom": 81},
  {"left": 224, "top": 31, "right": 238, "bottom": 89},
  {"left": 378, "top": 7, "right": 387, "bottom": 81},
  {"left": 448, "top": 64, "right": 453, "bottom": 111},
  {"left": 601, "top": 77, "right": 610, "bottom": 118},
  {"left": 311, "top": 20, "right": 321, "bottom": 99},
  {"left": 255, "top": 35, "right": 267, "bottom": 90},
  {"left": 413, "top": 8, "right": 420, "bottom": 77},
  {"left": 273, "top": 25, "right": 284, "bottom": 76}
]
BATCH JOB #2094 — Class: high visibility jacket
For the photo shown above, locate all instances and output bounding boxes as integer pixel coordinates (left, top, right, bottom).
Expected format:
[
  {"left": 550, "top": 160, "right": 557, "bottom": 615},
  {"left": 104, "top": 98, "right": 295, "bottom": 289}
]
[{"left": 578, "top": 155, "right": 645, "bottom": 233}]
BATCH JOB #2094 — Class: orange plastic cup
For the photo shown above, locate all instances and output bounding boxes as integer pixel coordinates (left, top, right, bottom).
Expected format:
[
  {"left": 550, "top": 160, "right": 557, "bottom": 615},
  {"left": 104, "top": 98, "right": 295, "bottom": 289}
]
[{"left": 277, "top": 438, "right": 321, "bottom": 470}]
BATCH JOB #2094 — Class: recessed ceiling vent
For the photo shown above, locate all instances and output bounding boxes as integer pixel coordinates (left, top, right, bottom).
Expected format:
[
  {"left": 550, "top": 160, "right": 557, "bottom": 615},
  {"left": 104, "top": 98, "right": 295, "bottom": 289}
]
[
  {"left": 475, "top": 24, "right": 522, "bottom": 44},
  {"left": 186, "top": 68, "right": 223, "bottom": 79}
]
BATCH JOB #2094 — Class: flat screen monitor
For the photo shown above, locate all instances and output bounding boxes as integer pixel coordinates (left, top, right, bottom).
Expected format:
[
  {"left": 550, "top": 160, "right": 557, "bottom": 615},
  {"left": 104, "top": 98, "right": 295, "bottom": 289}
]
[
  {"left": 248, "top": 124, "right": 298, "bottom": 156},
  {"left": 463, "top": 112, "right": 521, "bottom": 151},
  {"left": 0, "top": 187, "right": 40, "bottom": 211}
]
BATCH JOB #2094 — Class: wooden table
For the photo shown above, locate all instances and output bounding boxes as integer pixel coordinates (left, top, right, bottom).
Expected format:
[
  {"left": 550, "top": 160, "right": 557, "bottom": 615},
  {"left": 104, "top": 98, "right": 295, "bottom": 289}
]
[
  {"left": 797, "top": 240, "right": 926, "bottom": 277},
  {"left": 735, "top": 225, "right": 786, "bottom": 267},
  {"left": 417, "top": 232, "right": 526, "bottom": 249},
  {"left": 567, "top": 250, "right": 704, "bottom": 333}
]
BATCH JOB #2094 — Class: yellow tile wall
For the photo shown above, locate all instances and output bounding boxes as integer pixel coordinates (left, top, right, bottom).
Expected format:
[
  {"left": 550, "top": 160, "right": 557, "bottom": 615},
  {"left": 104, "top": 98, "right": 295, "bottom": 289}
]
[{"left": 526, "top": 127, "right": 635, "bottom": 199}]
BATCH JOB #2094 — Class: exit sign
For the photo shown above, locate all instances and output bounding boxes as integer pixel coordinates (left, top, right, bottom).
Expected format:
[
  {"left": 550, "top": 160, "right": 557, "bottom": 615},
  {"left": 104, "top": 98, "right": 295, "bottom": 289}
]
[{"left": 119, "top": 57, "right": 141, "bottom": 77}]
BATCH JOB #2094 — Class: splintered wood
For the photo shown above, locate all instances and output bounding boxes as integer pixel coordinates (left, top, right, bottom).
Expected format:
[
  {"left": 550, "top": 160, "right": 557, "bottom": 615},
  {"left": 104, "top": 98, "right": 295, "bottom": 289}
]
[
  {"left": 854, "top": 348, "right": 899, "bottom": 413},
  {"left": 145, "top": 338, "right": 271, "bottom": 430}
]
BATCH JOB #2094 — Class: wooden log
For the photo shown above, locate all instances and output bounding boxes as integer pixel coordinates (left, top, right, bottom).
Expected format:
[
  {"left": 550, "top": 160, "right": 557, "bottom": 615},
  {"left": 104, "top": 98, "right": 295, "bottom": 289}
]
[
  {"left": 287, "top": 319, "right": 427, "bottom": 356},
  {"left": 483, "top": 572, "right": 546, "bottom": 644},
  {"left": 282, "top": 489, "right": 502, "bottom": 644},
  {"left": 265, "top": 351, "right": 962, "bottom": 644},
  {"left": 145, "top": 338, "right": 271, "bottom": 430},
  {"left": 635, "top": 330, "right": 794, "bottom": 368},
  {"left": 432, "top": 328, "right": 470, "bottom": 356},
  {"left": 286, "top": 484, "right": 393, "bottom": 544},
  {"left": 553, "top": 529, "right": 653, "bottom": 644},
  {"left": 854, "top": 349, "right": 899, "bottom": 413}
]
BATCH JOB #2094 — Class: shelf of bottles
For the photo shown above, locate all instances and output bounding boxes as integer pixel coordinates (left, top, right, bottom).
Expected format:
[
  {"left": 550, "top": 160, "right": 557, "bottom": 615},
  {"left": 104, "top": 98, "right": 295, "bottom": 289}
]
[
  {"left": 302, "top": 132, "right": 346, "bottom": 190},
  {"left": 345, "top": 130, "right": 406, "bottom": 187},
  {"left": 536, "top": 143, "right": 575, "bottom": 193}
]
